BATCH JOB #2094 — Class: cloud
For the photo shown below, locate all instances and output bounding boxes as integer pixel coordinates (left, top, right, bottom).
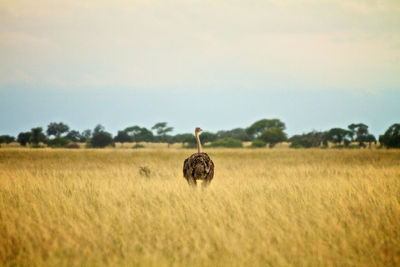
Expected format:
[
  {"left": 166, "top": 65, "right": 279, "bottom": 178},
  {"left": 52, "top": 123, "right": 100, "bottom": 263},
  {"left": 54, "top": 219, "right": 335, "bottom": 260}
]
[{"left": 1, "top": 0, "right": 399, "bottom": 92}]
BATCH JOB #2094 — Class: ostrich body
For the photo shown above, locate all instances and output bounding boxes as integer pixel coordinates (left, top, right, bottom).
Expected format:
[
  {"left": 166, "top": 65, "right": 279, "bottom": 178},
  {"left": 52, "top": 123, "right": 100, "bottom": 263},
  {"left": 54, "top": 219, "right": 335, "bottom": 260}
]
[{"left": 183, "top": 127, "right": 214, "bottom": 187}]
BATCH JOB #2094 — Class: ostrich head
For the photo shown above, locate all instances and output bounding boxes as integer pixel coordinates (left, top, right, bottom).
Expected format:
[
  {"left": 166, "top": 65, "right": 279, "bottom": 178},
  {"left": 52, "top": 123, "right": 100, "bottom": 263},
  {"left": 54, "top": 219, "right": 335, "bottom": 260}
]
[{"left": 195, "top": 127, "right": 203, "bottom": 134}]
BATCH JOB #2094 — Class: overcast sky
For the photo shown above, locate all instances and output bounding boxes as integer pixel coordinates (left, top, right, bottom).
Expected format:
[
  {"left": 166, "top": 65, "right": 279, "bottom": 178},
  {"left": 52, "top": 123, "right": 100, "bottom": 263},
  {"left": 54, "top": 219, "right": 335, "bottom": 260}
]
[{"left": 1, "top": 0, "right": 399, "bottom": 137}]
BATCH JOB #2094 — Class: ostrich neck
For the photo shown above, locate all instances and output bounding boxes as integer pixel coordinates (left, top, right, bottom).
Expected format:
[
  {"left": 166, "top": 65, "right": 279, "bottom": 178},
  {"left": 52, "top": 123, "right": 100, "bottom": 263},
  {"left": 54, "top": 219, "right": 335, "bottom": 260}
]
[{"left": 196, "top": 132, "right": 202, "bottom": 153}]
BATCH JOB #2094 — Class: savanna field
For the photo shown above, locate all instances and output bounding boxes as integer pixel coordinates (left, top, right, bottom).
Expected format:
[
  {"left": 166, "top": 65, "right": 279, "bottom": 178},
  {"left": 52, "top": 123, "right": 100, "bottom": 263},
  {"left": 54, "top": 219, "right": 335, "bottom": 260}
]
[{"left": 1, "top": 148, "right": 400, "bottom": 266}]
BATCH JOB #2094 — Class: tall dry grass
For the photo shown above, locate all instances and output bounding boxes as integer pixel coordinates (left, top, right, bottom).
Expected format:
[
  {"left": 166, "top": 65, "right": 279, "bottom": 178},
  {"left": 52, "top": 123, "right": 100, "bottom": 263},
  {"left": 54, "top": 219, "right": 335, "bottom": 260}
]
[{"left": 0, "top": 148, "right": 399, "bottom": 266}]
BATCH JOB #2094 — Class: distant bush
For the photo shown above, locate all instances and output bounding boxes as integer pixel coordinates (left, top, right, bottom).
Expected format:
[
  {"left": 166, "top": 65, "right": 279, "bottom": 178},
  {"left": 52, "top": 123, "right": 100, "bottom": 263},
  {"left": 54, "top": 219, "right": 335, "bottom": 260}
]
[
  {"left": 289, "top": 133, "right": 322, "bottom": 148},
  {"left": 91, "top": 131, "right": 113, "bottom": 148},
  {"left": 250, "top": 139, "right": 266, "bottom": 148},
  {"left": 66, "top": 142, "right": 80, "bottom": 149},
  {"left": 47, "top": 137, "right": 70, "bottom": 148},
  {"left": 289, "top": 141, "right": 304, "bottom": 148},
  {"left": 0, "top": 135, "right": 15, "bottom": 144},
  {"left": 209, "top": 138, "right": 243, "bottom": 148}
]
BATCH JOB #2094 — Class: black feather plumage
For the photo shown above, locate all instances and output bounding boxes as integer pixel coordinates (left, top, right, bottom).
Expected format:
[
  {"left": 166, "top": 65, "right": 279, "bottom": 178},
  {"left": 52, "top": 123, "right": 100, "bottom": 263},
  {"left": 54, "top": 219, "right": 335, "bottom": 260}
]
[{"left": 183, "top": 152, "right": 214, "bottom": 187}]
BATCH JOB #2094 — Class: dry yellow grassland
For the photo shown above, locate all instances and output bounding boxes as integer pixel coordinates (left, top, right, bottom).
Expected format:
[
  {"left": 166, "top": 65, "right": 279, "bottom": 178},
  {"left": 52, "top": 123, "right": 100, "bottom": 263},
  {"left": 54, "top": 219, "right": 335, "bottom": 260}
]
[{"left": 0, "top": 148, "right": 399, "bottom": 266}]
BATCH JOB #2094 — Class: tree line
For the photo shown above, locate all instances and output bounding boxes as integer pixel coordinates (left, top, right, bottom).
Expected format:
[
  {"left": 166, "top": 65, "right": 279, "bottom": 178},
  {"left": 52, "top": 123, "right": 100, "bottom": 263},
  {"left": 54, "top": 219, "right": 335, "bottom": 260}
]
[{"left": 0, "top": 119, "right": 399, "bottom": 149}]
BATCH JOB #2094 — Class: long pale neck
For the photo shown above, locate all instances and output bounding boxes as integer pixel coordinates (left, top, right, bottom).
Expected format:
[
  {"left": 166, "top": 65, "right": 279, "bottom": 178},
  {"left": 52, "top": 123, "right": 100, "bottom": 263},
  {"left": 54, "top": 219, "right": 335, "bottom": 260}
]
[{"left": 196, "top": 132, "right": 202, "bottom": 153}]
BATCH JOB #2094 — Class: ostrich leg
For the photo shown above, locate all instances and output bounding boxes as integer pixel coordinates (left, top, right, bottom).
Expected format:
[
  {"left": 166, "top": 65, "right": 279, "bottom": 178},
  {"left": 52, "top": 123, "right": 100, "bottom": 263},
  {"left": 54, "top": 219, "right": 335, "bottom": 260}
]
[
  {"left": 187, "top": 177, "right": 197, "bottom": 187},
  {"left": 202, "top": 178, "right": 212, "bottom": 188}
]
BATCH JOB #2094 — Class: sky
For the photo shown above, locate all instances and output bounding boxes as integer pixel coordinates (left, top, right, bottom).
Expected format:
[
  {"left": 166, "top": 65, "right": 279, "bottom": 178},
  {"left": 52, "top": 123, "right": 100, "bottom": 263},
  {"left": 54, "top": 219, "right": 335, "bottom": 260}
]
[{"left": 1, "top": 0, "right": 399, "bottom": 137}]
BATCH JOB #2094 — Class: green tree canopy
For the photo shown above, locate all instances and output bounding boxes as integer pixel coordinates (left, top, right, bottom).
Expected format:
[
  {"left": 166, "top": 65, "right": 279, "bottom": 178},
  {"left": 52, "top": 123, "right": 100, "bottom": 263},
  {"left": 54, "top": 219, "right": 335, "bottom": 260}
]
[
  {"left": 125, "top": 126, "right": 154, "bottom": 142},
  {"left": 30, "top": 127, "right": 46, "bottom": 146},
  {"left": 199, "top": 131, "right": 218, "bottom": 144},
  {"left": 246, "top": 119, "right": 286, "bottom": 139},
  {"left": 46, "top": 122, "right": 70, "bottom": 138},
  {"left": 0, "top": 135, "right": 15, "bottom": 144},
  {"left": 151, "top": 122, "right": 173, "bottom": 143},
  {"left": 47, "top": 137, "right": 70, "bottom": 148},
  {"left": 379, "top": 123, "right": 400, "bottom": 148},
  {"left": 90, "top": 124, "right": 113, "bottom": 148},
  {"left": 217, "top": 128, "right": 251, "bottom": 141},
  {"left": 348, "top": 123, "right": 370, "bottom": 147},
  {"left": 259, "top": 127, "right": 287, "bottom": 148},
  {"left": 114, "top": 130, "right": 132, "bottom": 144},
  {"left": 326, "top": 128, "right": 352, "bottom": 145},
  {"left": 81, "top": 129, "right": 92, "bottom": 142},
  {"left": 172, "top": 133, "right": 195, "bottom": 143},
  {"left": 93, "top": 124, "right": 105, "bottom": 135},
  {"left": 171, "top": 133, "right": 196, "bottom": 148},
  {"left": 289, "top": 131, "right": 325, "bottom": 148},
  {"left": 17, "top": 132, "right": 31, "bottom": 146},
  {"left": 66, "top": 130, "right": 82, "bottom": 142},
  {"left": 365, "top": 134, "right": 377, "bottom": 148}
]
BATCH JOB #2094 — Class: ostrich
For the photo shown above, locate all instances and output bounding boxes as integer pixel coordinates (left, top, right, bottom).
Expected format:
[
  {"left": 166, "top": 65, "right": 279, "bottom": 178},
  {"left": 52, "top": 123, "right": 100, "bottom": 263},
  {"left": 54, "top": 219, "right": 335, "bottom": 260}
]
[{"left": 183, "top": 127, "right": 214, "bottom": 187}]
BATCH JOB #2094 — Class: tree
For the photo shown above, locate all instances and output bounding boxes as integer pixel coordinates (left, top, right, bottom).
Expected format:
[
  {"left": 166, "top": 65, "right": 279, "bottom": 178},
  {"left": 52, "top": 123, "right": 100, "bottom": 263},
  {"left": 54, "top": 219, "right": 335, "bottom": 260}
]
[
  {"left": 348, "top": 123, "right": 369, "bottom": 147},
  {"left": 0, "top": 135, "right": 15, "bottom": 144},
  {"left": 91, "top": 132, "right": 113, "bottom": 148},
  {"left": 172, "top": 133, "right": 196, "bottom": 148},
  {"left": 152, "top": 122, "right": 173, "bottom": 143},
  {"left": 46, "top": 122, "right": 70, "bottom": 138},
  {"left": 199, "top": 131, "right": 218, "bottom": 144},
  {"left": 17, "top": 132, "right": 31, "bottom": 146},
  {"left": 114, "top": 130, "right": 132, "bottom": 145},
  {"left": 379, "top": 123, "right": 400, "bottom": 148},
  {"left": 125, "top": 126, "right": 154, "bottom": 142},
  {"left": 246, "top": 119, "right": 286, "bottom": 140},
  {"left": 259, "top": 127, "right": 287, "bottom": 148},
  {"left": 47, "top": 137, "right": 70, "bottom": 148},
  {"left": 91, "top": 124, "right": 113, "bottom": 148},
  {"left": 93, "top": 124, "right": 105, "bottom": 135},
  {"left": 216, "top": 128, "right": 251, "bottom": 141},
  {"left": 30, "top": 127, "right": 46, "bottom": 146},
  {"left": 326, "top": 128, "right": 352, "bottom": 145},
  {"left": 289, "top": 131, "right": 325, "bottom": 148},
  {"left": 66, "top": 130, "right": 82, "bottom": 142},
  {"left": 365, "top": 134, "right": 376, "bottom": 148},
  {"left": 81, "top": 129, "right": 92, "bottom": 142}
]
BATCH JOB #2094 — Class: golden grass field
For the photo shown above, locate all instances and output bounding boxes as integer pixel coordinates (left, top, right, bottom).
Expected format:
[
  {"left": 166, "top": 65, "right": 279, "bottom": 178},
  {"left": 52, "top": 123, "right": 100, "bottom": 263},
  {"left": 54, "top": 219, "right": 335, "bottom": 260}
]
[{"left": 1, "top": 148, "right": 399, "bottom": 266}]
